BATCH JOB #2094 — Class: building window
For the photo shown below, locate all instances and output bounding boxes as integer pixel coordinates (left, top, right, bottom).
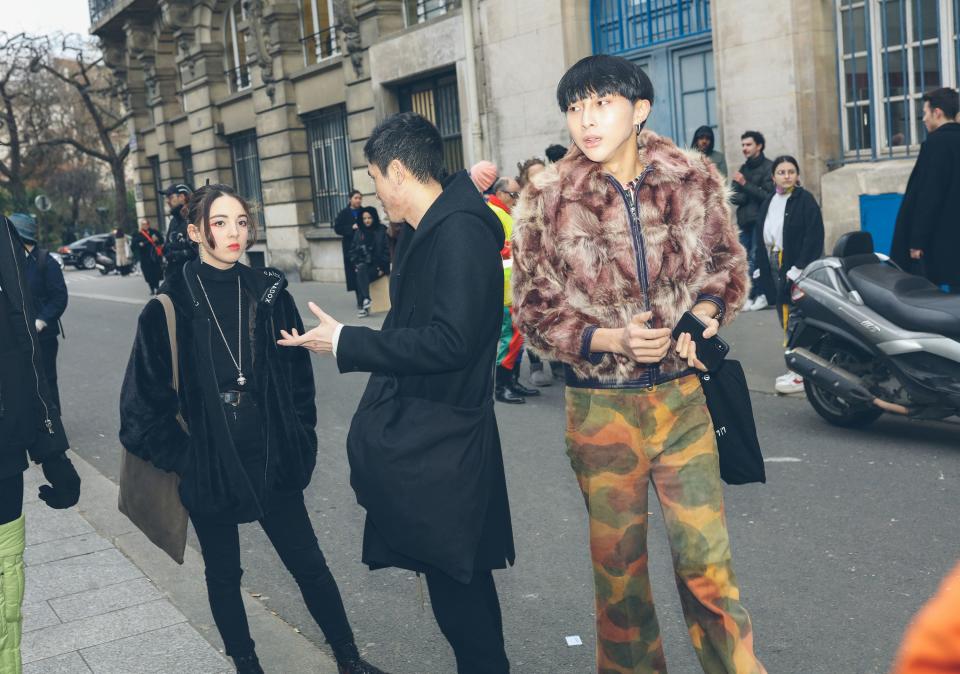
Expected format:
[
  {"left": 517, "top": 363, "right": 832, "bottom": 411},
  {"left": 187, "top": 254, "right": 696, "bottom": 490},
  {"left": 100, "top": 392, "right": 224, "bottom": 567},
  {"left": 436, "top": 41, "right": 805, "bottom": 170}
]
[
  {"left": 673, "top": 48, "right": 717, "bottom": 148},
  {"left": 837, "top": 0, "right": 958, "bottom": 161},
  {"left": 178, "top": 147, "right": 194, "bottom": 189},
  {"left": 301, "top": 0, "right": 339, "bottom": 65},
  {"left": 225, "top": 1, "right": 250, "bottom": 93},
  {"left": 405, "top": 0, "right": 461, "bottom": 25},
  {"left": 304, "top": 106, "right": 352, "bottom": 227},
  {"left": 592, "top": 0, "right": 712, "bottom": 55},
  {"left": 230, "top": 131, "right": 264, "bottom": 215},
  {"left": 399, "top": 72, "right": 463, "bottom": 177},
  {"left": 149, "top": 156, "right": 167, "bottom": 230}
]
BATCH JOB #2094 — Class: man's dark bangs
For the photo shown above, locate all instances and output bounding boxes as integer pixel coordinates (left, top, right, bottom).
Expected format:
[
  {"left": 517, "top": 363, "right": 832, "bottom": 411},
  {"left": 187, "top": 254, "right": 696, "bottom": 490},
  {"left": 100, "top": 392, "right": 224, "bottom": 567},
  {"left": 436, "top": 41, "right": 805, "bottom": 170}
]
[{"left": 556, "top": 55, "right": 654, "bottom": 111}]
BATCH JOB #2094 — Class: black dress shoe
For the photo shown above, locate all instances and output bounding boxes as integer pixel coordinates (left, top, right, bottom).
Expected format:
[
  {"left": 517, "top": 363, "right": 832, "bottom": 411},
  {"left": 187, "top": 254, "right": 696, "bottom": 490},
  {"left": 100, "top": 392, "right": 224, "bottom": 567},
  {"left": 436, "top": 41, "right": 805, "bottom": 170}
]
[
  {"left": 232, "top": 653, "right": 265, "bottom": 674},
  {"left": 511, "top": 380, "right": 541, "bottom": 397},
  {"left": 334, "top": 642, "right": 390, "bottom": 674},
  {"left": 495, "top": 387, "right": 526, "bottom": 404}
]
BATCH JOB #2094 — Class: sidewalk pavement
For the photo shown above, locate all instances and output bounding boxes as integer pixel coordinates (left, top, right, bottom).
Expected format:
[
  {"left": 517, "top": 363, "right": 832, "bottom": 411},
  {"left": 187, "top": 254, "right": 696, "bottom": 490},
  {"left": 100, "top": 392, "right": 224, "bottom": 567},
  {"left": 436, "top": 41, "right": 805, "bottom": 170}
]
[{"left": 20, "top": 452, "right": 339, "bottom": 674}]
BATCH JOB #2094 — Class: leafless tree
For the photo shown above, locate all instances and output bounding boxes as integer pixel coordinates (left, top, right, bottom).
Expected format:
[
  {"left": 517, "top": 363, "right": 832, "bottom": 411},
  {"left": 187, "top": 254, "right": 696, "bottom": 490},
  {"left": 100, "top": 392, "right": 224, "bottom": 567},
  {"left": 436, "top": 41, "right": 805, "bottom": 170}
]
[{"left": 28, "top": 34, "right": 132, "bottom": 230}]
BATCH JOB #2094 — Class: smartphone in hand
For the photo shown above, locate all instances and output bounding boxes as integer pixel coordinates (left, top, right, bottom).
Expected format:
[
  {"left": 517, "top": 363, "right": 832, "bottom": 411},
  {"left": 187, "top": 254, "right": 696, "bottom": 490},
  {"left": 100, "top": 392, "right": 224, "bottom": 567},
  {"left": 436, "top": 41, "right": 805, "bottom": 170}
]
[{"left": 671, "top": 311, "right": 730, "bottom": 372}]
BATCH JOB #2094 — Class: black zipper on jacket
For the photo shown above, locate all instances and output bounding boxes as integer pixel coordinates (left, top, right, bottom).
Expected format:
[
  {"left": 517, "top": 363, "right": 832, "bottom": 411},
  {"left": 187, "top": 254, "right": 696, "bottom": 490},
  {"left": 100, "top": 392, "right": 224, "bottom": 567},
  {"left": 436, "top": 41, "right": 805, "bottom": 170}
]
[{"left": 5, "top": 222, "right": 54, "bottom": 434}]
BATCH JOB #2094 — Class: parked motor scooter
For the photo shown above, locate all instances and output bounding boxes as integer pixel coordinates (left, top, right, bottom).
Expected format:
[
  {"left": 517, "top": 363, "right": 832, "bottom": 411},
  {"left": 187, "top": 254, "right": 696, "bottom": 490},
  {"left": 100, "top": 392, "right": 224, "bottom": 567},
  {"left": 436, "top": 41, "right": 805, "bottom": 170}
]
[
  {"left": 95, "top": 249, "right": 135, "bottom": 276},
  {"left": 784, "top": 231, "right": 960, "bottom": 427}
]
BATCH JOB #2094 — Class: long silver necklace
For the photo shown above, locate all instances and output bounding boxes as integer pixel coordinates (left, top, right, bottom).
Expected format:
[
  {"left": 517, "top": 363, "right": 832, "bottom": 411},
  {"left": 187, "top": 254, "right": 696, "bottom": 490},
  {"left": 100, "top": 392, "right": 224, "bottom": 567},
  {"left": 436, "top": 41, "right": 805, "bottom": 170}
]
[{"left": 196, "top": 274, "right": 247, "bottom": 387}]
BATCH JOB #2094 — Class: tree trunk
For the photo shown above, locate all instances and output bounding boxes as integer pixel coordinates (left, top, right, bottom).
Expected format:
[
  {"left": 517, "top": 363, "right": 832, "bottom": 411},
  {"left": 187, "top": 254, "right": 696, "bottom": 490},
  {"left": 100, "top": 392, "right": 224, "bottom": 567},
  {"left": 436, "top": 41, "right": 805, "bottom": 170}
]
[{"left": 111, "top": 160, "right": 128, "bottom": 233}]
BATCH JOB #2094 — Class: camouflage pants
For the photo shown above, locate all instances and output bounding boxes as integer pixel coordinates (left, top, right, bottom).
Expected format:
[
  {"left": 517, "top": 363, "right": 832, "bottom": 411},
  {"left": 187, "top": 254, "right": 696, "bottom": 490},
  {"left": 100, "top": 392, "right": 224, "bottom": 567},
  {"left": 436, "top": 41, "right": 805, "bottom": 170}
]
[{"left": 565, "top": 375, "right": 765, "bottom": 674}]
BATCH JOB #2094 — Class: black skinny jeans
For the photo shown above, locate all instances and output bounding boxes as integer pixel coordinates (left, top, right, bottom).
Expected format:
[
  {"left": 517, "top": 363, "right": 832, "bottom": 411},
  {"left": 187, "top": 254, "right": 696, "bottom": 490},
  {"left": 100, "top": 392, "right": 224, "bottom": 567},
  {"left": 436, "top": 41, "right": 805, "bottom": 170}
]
[
  {"left": 0, "top": 472, "right": 24, "bottom": 525},
  {"left": 426, "top": 570, "right": 510, "bottom": 674}
]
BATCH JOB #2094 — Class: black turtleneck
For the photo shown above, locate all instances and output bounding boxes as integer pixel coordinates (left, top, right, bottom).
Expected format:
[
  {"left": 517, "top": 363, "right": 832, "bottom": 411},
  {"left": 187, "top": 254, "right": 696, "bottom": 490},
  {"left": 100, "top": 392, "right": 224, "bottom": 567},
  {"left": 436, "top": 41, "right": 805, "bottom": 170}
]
[{"left": 194, "top": 260, "right": 254, "bottom": 392}]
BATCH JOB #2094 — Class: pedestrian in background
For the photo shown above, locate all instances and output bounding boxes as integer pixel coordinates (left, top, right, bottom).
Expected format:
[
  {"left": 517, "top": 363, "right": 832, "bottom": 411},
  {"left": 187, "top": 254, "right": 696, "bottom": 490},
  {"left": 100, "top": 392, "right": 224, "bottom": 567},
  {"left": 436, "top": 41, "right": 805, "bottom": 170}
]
[
  {"left": 516, "top": 157, "right": 545, "bottom": 188},
  {"left": 334, "top": 190, "right": 364, "bottom": 308},
  {"left": 279, "top": 113, "right": 515, "bottom": 674},
  {"left": 349, "top": 206, "right": 390, "bottom": 317},
  {"left": 489, "top": 176, "right": 539, "bottom": 404},
  {"left": 119, "top": 184, "right": 387, "bottom": 674},
  {"left": 1, "top": 215, "right": 81, "bottom": 673},
  {"left": 161, "top": 183, "right": 195, "bottom": 279},
  {"left": 513, "top": 54, "right": 764, "bottom": 674},
  {"left": 10, "top": 213, "right": 68, "bottom": 411},
  {"left": 891, "top": 87, "right": 960, "bottom": 292},
  {"left": 114, "top": 227, "right": 131, "bottom": 273},
  {"left": 545, "top": 143, "right": 568, "bottom": 163},
  {"left": 469, "top": 159, "right": 498, "bottom": 196},
  {"left": 691, "top": 124, "right": 728, "bottom": 176},
  {"left": 754, "top": 155, "right": 824, "bottom": 395},
  {"left": 732, "top": 130, "right": 775, "bottom": 312},
  {"left": 133, "top": 218, "right": 164, "bottom": 295}
]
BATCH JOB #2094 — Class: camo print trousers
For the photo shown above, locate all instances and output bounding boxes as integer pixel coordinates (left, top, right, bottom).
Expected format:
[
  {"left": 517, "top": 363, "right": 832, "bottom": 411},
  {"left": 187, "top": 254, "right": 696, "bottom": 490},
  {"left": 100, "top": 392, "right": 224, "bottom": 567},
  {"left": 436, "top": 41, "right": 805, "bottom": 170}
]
[{"left": 565, "top": 375, "right": 766, "bottom": 674}]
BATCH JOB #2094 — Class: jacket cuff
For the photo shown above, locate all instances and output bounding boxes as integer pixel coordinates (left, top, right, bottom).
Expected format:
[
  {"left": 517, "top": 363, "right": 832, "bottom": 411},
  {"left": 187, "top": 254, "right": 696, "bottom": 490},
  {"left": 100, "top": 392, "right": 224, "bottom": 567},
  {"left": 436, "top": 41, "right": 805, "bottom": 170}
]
[
  {"left": 695, "top": 293, "right": 726, "bottom": 318},
  {"left": 579, "top": 325, "right": 605, "bottom": 365}
]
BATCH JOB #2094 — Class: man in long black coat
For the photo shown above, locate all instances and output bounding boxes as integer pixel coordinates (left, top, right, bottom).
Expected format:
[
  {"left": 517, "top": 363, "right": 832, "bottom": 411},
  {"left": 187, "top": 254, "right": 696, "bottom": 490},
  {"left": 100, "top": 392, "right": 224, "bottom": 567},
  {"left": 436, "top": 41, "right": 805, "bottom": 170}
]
[
  {"left": 279, "top": 112, "right": 515, "bottom": 674},
  {"left": 334, "top": 190, "right": 364, "bottom": 302},
  {"left": 891, "top": 87, "right": 960, "bottom": 292}
]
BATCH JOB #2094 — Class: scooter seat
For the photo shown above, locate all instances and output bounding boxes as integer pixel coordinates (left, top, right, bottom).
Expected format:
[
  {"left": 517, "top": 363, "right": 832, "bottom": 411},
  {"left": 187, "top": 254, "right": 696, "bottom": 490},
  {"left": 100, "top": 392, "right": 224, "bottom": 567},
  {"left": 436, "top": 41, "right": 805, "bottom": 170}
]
[{"left": 847, "top": 263, "right": 960, "bottom": 338}]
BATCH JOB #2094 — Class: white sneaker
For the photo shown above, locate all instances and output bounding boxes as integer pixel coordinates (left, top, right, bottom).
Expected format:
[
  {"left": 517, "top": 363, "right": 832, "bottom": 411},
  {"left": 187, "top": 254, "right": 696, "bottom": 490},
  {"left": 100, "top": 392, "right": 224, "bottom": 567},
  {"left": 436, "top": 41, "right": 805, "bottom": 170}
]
[
  {"left": 775, "top": 375, "right": 804, "bottom": 395},
  {"left": 776, "top": 372, "right": 796, "bottom": 385},
  {"left": 751, "top": 295, "right": 769, "bottom": 311},
  {"left": 743, "top": 296, "right": 761, "bottom": 312}
]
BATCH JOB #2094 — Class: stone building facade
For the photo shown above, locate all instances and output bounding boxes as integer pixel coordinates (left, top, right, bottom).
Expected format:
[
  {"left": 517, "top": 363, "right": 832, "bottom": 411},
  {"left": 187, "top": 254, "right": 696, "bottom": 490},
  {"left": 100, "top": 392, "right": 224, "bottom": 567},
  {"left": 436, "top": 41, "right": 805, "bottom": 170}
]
[{"left": 90, "top": 0, "right": 959, "bottom": 280}]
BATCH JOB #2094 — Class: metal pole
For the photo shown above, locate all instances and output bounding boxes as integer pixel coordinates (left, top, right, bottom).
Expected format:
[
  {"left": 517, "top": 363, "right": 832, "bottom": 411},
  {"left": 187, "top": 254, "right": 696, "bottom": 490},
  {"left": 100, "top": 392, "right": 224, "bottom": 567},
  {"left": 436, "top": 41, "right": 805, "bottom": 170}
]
[{"left": 461, "top": 0, "right": 484, "bottom": 165}]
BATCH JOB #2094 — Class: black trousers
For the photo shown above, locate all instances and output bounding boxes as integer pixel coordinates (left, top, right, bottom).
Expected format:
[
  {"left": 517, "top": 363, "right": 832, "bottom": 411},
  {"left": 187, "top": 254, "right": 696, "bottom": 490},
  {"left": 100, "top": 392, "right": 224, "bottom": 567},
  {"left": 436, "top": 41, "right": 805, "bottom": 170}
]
[
  {"left": 0, "top": 472, "right": 24, "bottom": 525},
  {"left": 39, "top": 338, "right": 60, "bottom": 412},
  {"left": 191, "top": 489, "right": 354, "bottom": 657},
  {"left": 426, "top": 570, "right": 510, "bottom": 674},
  {"left": 354, "top": 263, "right": 380, "bottom": 306}
]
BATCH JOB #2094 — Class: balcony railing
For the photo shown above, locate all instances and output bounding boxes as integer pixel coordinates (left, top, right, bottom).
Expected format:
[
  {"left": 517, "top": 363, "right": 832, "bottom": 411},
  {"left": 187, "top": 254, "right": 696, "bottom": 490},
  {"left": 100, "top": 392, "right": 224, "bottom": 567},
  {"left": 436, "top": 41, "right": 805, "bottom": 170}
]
[
  {"left": 301, "top": 25, "right": 340, "bottom": 66},
  {"left": 89, "top": 0, "right": 117, "bottom": 25},
  {"left": 226, "top": 64, "right": 251, "bottom": 93},
  {"left": 406, "top": 0, "right": 461, "bottom": 26}
]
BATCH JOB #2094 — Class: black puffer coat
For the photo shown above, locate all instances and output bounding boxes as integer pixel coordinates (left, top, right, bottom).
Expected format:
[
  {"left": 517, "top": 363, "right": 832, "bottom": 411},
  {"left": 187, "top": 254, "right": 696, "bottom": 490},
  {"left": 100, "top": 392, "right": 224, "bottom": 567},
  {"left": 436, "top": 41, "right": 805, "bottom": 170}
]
[
  {"left": 731, "top": 153, "right": 775, "bottom": 233},
  {"left": 119, "top": 261, "right": 318, "bottom": 523},
  {"left": 754, "top": 186, "right": 825, "bottom": 305},
  {"left": 0, "top": 217, "right": 69, "bottom": 479}
]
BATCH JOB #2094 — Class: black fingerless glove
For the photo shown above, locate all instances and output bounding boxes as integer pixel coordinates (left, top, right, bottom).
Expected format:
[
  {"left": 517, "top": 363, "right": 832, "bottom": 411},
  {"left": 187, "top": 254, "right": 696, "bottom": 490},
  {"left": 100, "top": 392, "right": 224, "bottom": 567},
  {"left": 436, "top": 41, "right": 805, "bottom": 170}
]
[{"left": 39, "top": 453, "right": 81, "bottom": 509}]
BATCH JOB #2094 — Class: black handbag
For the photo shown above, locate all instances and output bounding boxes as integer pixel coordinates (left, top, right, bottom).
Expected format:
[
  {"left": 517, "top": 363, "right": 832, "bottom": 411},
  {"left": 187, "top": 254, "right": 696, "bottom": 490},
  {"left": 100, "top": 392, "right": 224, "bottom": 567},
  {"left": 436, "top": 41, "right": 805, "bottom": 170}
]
[{"left": 699, "top": 360, "right": 766, "bottom": 485}]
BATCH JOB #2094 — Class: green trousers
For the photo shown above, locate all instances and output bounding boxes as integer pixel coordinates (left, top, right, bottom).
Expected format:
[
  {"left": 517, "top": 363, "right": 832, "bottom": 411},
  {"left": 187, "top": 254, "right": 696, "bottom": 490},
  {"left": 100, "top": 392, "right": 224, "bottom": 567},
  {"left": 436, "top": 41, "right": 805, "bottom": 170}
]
[{"left": 0, "top": 514, "right": 26, "bottom": 674}]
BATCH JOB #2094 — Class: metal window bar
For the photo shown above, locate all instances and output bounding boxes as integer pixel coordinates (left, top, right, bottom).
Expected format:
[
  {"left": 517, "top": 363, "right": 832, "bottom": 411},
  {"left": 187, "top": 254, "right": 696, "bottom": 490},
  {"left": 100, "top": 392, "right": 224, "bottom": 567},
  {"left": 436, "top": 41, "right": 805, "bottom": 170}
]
[
  {"left": 304, "top": 106, "right": 351, "bottom": 227},
  {"left": 408, "top": 0, "right": 461, "bottom": 24},
  {"left": 225, "top": 64, "right": 251, "bottom": 93},
  {"left": 301, "top": 25, "right": 340, "bottom": 64},
  {"left": 178, "top": 148, "right": 194, "bottom": 190},
  {"left": 591, "top": 0, "right": 712, "bottom": 55},
  {"left": 231, "top": 133, "right": 263, "bottom": 214},
  {"left": 398, "top": 74, "right": 463, "bottom": 177}
]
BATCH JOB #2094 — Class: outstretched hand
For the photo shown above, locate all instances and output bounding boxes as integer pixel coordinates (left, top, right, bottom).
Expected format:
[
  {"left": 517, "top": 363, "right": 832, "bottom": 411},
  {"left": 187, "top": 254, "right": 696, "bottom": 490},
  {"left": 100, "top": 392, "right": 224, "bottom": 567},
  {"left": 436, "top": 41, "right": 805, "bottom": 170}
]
[{"left": 277, "top": 301, "right": 341, "bottom": 354}]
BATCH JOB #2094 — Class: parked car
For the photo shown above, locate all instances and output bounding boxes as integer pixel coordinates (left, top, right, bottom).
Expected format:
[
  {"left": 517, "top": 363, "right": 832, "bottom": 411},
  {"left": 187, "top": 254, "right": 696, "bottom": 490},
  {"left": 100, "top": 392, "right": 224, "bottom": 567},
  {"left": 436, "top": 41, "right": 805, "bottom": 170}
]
[{"left": 58, "top": 233, "right": 115, "bottom": 270}]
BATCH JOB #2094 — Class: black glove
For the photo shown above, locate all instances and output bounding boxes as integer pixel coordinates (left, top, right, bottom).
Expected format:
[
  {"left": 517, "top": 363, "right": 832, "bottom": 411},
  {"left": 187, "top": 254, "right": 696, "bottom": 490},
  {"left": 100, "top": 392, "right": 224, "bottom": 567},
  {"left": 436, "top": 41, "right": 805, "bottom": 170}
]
[{"left": 39, "top": 453, "right": 81, "bottom": 509}]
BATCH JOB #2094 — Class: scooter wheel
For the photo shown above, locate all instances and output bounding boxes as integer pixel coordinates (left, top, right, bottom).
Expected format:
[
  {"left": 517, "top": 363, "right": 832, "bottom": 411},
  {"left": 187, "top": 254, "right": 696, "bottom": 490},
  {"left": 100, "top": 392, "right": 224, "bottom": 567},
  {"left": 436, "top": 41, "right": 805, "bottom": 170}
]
[{"left": 803, "top": 343, "right": 883, "bottom": 428}]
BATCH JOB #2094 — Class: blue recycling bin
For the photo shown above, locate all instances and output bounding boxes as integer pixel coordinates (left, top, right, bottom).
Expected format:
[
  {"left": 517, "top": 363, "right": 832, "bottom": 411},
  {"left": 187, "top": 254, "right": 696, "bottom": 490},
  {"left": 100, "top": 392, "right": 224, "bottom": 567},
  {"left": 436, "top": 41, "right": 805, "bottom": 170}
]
[{"left": 859, "top": 193, "right": 903, "bottom": 256}]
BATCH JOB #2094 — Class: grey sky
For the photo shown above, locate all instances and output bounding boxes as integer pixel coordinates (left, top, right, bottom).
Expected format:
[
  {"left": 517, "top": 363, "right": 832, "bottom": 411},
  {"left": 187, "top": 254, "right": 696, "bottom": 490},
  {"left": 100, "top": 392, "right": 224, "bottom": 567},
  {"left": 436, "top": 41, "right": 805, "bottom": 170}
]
[{"left": 5, "top": 2, "right": 93, "bottom": 37}]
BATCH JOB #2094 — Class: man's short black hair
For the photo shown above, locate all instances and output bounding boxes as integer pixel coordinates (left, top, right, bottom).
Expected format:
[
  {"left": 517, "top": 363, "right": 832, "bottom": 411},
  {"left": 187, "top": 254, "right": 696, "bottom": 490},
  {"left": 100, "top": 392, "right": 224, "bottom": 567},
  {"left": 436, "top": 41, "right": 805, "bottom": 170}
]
[
  {"left": 363, "top": 112, "right": 445, "bottom": 183},
  {"left": 556, "top": 55, "right": 654, "bottom": 112},
  {"left": 922, "top": 87, "right": 960, "bottom": 120},
  {"left": 741, "top": 130, "right": 766, "bottom": 150},
  {"left": 544, "top": 144, "right": 568, "bottom": 163}
]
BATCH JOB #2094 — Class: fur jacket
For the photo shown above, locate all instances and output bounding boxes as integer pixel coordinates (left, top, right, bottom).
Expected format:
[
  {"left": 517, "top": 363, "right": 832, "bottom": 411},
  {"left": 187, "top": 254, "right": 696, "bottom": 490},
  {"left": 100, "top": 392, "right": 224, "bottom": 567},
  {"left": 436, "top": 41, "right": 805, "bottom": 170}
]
[{"left": 512, "top": 130, "right": 749, "bottom": 385}]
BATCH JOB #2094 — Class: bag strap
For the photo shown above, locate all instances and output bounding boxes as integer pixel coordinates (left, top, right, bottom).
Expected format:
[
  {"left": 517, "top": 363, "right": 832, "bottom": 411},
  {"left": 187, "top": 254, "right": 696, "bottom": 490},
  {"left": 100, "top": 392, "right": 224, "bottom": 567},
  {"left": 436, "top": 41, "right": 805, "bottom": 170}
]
[{"left": 156, "top": 293, "right": 188, "bottom": 433}]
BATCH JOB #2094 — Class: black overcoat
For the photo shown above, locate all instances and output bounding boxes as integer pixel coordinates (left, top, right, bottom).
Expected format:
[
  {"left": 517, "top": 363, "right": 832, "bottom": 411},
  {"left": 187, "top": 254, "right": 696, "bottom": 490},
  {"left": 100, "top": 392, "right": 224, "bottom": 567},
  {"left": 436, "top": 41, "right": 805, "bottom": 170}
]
[
  {"left": 336, "top": 171, "right": 516, "bottom": 582},
  {"left": 334, "top": 207, "right": 363, "bottom": 292},
  {"left": 891, "top": 123, "right": 960, "bottom": 285},
  {"left": 754, "top": 186, "right": 825, "bottom": 305},
  {"left": 0, "top": 216, "right": 69, "bottom": 479},
  {"left": 119, "top": 261, "right": 318, "bottom": 523}
]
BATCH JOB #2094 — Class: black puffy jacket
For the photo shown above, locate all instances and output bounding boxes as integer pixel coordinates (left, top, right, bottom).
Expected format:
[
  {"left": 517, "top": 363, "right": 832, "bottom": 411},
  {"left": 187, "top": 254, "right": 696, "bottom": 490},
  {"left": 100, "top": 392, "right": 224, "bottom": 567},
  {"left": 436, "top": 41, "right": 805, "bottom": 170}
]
[{"left": 731, "top": 153, "right": 775, "bottom": 232}]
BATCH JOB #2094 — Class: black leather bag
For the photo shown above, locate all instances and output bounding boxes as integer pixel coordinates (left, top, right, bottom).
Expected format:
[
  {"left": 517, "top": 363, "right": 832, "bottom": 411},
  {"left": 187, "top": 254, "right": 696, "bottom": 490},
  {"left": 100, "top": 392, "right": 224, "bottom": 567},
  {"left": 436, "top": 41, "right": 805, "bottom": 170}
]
[{"left": 699, "top": 360, "right": 766, "bottom": 485}]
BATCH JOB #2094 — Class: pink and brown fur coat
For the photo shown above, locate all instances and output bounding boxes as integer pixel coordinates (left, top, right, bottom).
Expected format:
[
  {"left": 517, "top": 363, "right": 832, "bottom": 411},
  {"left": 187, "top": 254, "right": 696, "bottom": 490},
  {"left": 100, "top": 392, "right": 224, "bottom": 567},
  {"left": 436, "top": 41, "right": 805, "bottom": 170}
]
[{"left": 511, "top": 130, "right": 749, "bottom": 384}]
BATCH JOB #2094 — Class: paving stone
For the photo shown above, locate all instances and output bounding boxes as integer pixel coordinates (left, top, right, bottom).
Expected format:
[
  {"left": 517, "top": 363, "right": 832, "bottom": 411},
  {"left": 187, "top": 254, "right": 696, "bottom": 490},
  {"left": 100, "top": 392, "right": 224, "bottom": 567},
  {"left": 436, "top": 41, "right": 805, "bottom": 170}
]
[
  {"left": 24, "top": 502, "right": 95, "bottom": 547},
  {"left": 21, "top": 599, "right": 186, "bottom": 664},
  {"left": 80, "top": 623, "right": 229, "bottom": 674},
  {"left": 49, "top": 578, "right": 163, "bottom": 623},
  {"left": 23, "top": 602, "right": 61, "bottom": 633},
  {"left": 22, "top": 651, "right": 92, "bottom": 674},
  {"left": 26, "top": 533, "right": 113, "bottom": 567},
  {"left": 24, "top": 549, "right": 143, "bottom": 604}
]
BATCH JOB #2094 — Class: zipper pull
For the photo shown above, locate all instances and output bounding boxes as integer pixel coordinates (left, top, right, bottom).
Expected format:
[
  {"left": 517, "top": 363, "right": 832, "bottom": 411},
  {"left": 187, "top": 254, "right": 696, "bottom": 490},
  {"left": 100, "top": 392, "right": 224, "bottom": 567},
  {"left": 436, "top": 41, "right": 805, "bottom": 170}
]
[{"left": 45, "top": 418, "right": 54, "bottom": 434}]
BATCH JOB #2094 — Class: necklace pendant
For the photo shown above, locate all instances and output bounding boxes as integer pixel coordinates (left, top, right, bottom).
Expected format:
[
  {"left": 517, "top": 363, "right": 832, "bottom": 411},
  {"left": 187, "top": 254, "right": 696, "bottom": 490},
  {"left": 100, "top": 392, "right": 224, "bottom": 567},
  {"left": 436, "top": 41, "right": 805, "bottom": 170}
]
[{"left": 237, "top": 373, "right": 247, "bottom": 387}]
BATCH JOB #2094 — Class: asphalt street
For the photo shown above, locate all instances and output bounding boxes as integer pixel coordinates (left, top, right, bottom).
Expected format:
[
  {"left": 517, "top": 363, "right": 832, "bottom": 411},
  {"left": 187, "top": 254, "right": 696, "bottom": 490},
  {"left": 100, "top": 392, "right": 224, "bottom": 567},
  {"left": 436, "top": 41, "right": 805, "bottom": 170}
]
[{"left": 57, "top": 268, "right": 960, "bottom": 674}]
